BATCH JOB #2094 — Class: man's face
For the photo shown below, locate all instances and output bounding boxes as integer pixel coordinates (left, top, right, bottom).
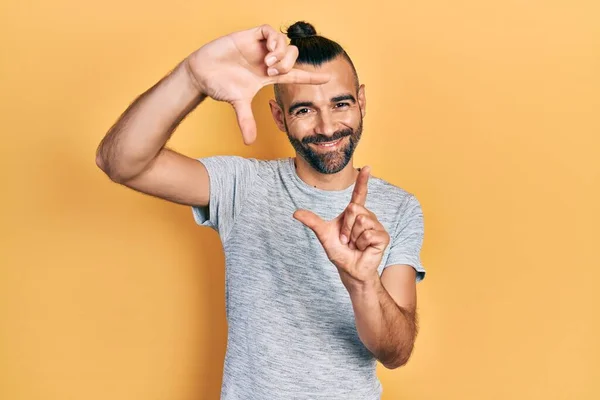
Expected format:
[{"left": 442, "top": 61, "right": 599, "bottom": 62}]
[{"left": 270, "top": 56, "right": 366, "bottom": 174}]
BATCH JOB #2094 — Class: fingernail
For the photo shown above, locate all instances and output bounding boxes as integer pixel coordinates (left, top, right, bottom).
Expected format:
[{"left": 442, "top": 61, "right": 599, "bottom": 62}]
[
  {"left": 267, "top": 68, "right": 279, "bottom": 76},
  {"left": 266, "top": 56, "right": 277, "bottom": 67},
  {"left": 340, "top": 235, "right": 348, "bottom": 244}
]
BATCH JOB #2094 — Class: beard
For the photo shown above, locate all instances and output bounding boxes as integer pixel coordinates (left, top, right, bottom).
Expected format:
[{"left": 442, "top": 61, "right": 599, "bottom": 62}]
[{"left": 285, "top": 118, "right": 363, "bottom": 174}]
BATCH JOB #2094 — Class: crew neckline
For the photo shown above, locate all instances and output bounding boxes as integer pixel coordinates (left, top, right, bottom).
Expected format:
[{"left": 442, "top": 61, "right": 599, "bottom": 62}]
[{"left": 283, "top": 157, "right": 359, "bottom": 198}]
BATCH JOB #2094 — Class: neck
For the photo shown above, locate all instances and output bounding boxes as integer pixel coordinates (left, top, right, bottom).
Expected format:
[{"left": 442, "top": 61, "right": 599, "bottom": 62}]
[{"left": 293, "top": 156, "right": 360, "bottom": 191}]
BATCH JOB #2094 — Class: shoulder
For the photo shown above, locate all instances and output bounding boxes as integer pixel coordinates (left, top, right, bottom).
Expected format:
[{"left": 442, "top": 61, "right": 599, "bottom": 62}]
[
  {"left": 368, "top": 174, "right": 419, "bottom": 210},
  {"left": 198, "top": 154, "right": 281, "bottom": 174},
  {"left": 366, "top": 177, "right": 424, "bottom": 250}
]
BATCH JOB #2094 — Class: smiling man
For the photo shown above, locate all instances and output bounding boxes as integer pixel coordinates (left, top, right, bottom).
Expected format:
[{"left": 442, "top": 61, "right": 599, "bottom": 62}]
[{"left": 96, "top": 21, "right": 426, "bottom": 400}]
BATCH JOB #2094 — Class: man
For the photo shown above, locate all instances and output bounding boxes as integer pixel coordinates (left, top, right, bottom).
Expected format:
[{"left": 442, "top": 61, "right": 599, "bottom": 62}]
[{"left": 96, "top": 21, "right": 426, "bottom": 400}]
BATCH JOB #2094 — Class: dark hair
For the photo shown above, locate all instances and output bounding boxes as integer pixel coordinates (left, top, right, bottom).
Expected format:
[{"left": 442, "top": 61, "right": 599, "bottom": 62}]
[{"left": 274, "top": 21, "right": 359, "bottom": 106}]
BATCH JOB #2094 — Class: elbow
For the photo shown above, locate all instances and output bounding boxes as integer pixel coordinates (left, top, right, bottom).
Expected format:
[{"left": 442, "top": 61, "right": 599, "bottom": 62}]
[
  {"left": 95, "top": 151, "right": 128, "bottom": 184},
  {"left": 95, "top": 151, "right": 107, "bottom": 173},
  {"left": 382, "top": 351, "right": 413, "bottom": 370},
  {"left": 95, "top": 151, "right": 117, "bottom": 180},
  {"left": 383, "top": 360, "right": 406, "bottom": 370},
  {"left": 382, "top": 361, "right": 403, "bottom": 370}
]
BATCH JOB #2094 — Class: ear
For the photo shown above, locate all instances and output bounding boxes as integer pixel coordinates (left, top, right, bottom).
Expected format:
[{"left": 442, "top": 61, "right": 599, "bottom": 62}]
[
  {"left": 357, "top": 84, "right": 366, "bottom": 118},
  {"left": 269, "top": 99, "right": 287, "bottom": 132}
]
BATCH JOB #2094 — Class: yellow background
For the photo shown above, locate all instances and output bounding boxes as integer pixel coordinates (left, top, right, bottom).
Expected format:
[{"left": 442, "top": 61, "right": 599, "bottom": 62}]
[{"left": 1, "top": 0, "right": 598, "bottom": 399}]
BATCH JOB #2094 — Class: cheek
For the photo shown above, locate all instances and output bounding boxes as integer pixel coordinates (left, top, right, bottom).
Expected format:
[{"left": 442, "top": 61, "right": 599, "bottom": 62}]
[
  {"left": 340, "top": 114, "right": 357, "bottom": 126},
  {"left": 344, "top": 108, "right": 362, "bottom": 124},
  {"left": 287, "top": 117, "right": 315, "bottom": 134},
  {"left": 331, "top": 106, "right": 360, "bottom": 125}
]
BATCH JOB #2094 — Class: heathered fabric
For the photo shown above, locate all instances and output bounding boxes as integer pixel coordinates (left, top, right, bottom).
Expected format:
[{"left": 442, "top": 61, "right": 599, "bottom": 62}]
[{"left": 191, "top": 156, "right": 426, "bottom": 400}]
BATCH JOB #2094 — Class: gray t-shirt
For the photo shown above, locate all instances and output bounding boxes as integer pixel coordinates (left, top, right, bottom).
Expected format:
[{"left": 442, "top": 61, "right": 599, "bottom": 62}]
[{"left": 192, "top": 156, "right": 426, "bottom": 400}]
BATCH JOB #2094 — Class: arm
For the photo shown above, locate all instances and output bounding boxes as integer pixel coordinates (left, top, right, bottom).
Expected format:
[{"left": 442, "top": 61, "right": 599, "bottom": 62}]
[
  {"left": 346, "top": 265, "right": 418, "bottom": 369},
  {"left": 96, "top": 61, "right": 211, "bottom": 206},
  {"left": 95, "top": 25, "right": 329, "bottom": 207},
  {"left": 293, "top": 168, "right": 421, "bottom": 369}
]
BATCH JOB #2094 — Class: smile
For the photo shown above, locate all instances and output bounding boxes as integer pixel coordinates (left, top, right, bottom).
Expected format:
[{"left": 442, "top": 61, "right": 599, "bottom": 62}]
[{"left": 312, "top": 138, "right": 344, "bottom": 149}]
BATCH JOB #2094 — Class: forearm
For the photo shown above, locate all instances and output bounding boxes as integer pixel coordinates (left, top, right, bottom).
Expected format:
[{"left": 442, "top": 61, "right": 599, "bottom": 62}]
[
  {"left": 96, "top": 59, "right": 206, "bottom": 181},
  {"left": 346, "top": 277, "right": 418, "bottom": 369}
]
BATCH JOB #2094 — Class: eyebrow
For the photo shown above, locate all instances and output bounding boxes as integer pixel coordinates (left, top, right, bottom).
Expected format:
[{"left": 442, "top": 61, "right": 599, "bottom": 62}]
[{"left": 288, "top": 93, "right": 357, "bottom": 114}]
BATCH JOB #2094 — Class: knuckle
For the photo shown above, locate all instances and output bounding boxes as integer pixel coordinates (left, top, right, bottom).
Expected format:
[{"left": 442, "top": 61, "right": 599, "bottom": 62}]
[
  {"left": 278, "top": 58, "right": 294, "bottom": 72},
  {"left": 348, "top": 203, "right": 359, "bottom": 213},
  {"left": 259, "top": 24, "right": 273, "bottom": 34},
  {"left": 284, "top": 45, "right": 297, "bottom": 59}
]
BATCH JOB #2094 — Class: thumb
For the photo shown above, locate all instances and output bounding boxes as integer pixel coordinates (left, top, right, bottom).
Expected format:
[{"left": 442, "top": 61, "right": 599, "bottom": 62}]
[
  {"left": 231, "top": 100, "right": 257, "bottom": 145},
  {"left": 293, "top": 209, "right": 326, "bottom": 239}
]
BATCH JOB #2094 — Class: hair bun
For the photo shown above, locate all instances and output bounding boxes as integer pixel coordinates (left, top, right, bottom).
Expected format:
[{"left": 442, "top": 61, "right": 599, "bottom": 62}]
[{"left": 286, "top": 21, "right": 317, "bottom": 39}]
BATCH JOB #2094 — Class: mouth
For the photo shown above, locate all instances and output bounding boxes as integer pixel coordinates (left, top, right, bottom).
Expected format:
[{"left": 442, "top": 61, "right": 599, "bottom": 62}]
[{"left": 310, "top": 137, "right": 345, "bottom": 150}]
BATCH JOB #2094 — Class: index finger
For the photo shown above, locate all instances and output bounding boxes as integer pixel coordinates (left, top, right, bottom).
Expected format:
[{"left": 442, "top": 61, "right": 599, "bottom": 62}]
[
  {"left": 272, "top": 68, "right": 331, "bottom": 85},
  {"left": 350, "top": 166, "right": 370, "bottom": 206}
]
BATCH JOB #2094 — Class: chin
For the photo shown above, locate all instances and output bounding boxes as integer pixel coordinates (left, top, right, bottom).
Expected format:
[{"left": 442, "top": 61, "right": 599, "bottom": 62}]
[{"left": 308, "top": 146, "right": 354, "bottom": 174}]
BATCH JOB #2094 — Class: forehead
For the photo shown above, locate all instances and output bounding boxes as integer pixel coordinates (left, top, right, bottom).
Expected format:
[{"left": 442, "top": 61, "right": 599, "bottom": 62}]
[{"left": 280, "top": 56, "right": 357, "bottom": 105}]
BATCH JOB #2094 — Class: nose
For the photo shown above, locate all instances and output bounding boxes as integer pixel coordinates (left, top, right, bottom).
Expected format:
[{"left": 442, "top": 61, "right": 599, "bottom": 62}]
[{"left": 315, "top": 110, "right": 337, "bottom": 137}]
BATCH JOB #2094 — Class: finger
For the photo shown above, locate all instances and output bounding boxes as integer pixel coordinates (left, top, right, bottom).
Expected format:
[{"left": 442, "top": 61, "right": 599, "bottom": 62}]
[
  {"left": 271, "top": 68, "right": 331, "bottom": 85},
  {"left": 355, "top": 229, "right": 389, "bottom": 252},
  {"left": 349, "top": 213, "right": 377, "bottom": 245},
  {"left": 339, "top": 202, "right": 361, "bottom": 245},
  {"left": 293, "top": 209, "right": 326, "bottom": 241},
  {"left": 350, "top": 166, "right": 371, "bottom": 206},
  {"left": 231, "top": 100, "right": 256, "bottom": 145},
  {"left": 264, "top": 33, "right": 288, "bottom": 68},
  {"left": 255, "top": 24, "right": 280, "bottom": 52},
  {"left": 266, "top": 44, "right": 298, "bottom": 76}
]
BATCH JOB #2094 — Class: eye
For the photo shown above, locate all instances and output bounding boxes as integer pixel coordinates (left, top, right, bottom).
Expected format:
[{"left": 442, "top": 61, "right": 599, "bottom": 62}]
[
  {"left": 335, "top": 102, "right": 350, "bottom": 109},
  {"left": 295, "top": 108, "right": 310, "bottom": 116}
]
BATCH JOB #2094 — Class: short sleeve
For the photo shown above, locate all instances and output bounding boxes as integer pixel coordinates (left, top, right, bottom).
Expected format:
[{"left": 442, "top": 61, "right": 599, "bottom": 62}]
[
  {"left": 384, "top": 194, "right": 426, "bottom": 283},
  {"left": 191, "top": 155, "right": 259, "bottom": 242}
]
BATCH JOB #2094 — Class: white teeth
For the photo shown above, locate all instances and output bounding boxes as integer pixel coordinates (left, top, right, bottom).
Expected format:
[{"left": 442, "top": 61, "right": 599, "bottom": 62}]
[{"left": 316, "top": 139, "right": 341, "bottom": 147}]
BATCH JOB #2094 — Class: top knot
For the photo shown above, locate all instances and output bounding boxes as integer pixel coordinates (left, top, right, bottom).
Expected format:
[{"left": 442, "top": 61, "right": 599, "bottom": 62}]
[{"left": 286, "top": 21, "right": 317, "bottom": 39}]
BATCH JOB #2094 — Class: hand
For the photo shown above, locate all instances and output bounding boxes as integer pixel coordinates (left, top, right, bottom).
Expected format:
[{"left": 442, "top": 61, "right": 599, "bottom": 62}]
[
  {"left": 293, "top": 167, "right": 391, "bottom": 287},
  {"left": 185, "top": 24, "right": 331, "bottom": 145}
]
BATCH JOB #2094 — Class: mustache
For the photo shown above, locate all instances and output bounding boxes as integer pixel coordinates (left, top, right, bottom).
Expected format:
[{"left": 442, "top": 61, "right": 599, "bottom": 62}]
[{"left": 302, "top": 128, "right": 354, "bottom": 145}]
